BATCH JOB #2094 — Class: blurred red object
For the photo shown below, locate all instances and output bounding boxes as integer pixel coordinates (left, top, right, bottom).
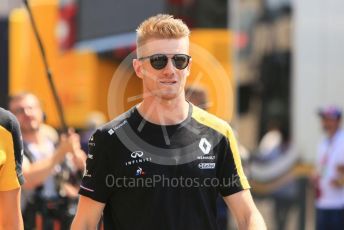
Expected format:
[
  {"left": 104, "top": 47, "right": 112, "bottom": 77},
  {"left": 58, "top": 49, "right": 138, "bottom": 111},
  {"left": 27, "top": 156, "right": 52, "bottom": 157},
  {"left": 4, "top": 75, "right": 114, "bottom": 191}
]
[{"left": 58, "top": 3, "right": 77, "bottom": 50}]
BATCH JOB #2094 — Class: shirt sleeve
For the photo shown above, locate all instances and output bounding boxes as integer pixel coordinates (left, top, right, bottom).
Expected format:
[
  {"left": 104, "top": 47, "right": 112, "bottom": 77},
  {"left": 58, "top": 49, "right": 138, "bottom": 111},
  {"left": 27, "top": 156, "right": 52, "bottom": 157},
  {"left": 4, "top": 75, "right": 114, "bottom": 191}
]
[
  {"left": 217, "top": 126, "right": 250, "bottom": 197},
  {"left": 10, "top": 114, "right": 24, "bottom": 186},
  {"left": 0, "top": 112, "right": 24, "bottom": 191},
  {"left": 79, "top": 129, "right": 113, "bottom": 203}
]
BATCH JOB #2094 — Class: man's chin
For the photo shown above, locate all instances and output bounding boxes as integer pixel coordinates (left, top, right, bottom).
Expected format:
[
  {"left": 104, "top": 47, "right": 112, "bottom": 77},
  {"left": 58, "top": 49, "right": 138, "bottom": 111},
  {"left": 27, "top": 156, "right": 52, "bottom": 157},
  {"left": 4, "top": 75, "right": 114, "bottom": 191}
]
[
  {"left": 158, "top": 91, "right": 182, "bottom": 101},
  {"left": 22, "top": 126, "right": 39, "bottom": 134}
]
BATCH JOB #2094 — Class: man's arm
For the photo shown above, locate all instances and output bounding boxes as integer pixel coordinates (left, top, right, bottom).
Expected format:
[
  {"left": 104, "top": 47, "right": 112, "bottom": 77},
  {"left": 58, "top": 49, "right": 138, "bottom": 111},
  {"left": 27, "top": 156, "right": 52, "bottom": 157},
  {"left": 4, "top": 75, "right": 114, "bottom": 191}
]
[
  {"left": 0, "top": 188, "right": 24, "bottom": 230},
  {"left": 22, "top": 146, "right": 68, "bottom": 189},
  {"left": 71, "top": 195, "right": 105, "bottom": 230},
  {"left": 22, "top": 132, "right": 79, "bottom": 189},
  {"left": 223, "top": 189, "right": 266, "bottom": 230}
]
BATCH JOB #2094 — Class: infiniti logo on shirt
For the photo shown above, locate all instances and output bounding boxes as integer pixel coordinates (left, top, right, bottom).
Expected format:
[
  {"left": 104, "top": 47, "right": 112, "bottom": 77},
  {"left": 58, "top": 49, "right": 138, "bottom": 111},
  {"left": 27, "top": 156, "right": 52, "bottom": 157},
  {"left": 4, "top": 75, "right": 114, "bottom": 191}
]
[
  {"left": 131, "top": 151, "right": 144, "bottom": 158},
  {"left": 126, "top": 151, "right": 151, "bottom": 166}
]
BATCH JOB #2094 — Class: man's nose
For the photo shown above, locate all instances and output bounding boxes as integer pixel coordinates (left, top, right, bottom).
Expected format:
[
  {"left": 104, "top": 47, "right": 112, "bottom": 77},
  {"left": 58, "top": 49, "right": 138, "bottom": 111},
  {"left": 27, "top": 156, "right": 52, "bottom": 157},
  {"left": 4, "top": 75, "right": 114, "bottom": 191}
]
[
  {"left": 161, "top": 59, "right": 175, "bottom": 75},
  {"left": 24, "top": 107, "right": 33, "bottom": 115}
]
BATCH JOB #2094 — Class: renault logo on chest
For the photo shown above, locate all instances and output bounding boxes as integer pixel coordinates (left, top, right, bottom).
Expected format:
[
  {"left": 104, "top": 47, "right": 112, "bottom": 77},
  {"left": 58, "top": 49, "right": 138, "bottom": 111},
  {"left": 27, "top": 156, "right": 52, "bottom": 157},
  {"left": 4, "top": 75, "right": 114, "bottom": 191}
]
[{"left": 199, "top": 138, "right": 211, "bottom": 154}]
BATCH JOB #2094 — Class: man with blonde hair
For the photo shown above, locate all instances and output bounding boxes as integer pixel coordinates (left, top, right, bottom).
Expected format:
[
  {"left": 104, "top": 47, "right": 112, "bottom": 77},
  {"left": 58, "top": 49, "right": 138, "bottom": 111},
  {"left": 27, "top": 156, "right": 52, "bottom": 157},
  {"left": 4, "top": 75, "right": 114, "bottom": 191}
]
[{"left": 72, "top": 14, "right": 266, "bottom": 229}]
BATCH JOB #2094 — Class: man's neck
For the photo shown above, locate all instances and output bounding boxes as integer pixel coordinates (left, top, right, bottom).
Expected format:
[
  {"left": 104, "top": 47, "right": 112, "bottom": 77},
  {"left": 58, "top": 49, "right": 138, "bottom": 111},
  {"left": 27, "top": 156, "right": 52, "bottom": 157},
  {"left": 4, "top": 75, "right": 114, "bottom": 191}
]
[
  {"left": 22, "top": 129, "right": 41, "bottom": 145},
  {"left": 137, "top": 97, "right": 189, "bottom": 125}
]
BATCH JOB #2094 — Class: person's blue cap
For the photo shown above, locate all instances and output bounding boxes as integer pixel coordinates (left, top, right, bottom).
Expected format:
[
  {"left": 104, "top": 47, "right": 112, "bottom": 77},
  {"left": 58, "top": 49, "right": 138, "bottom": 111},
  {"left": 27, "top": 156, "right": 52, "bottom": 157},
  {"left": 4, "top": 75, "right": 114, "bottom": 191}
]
[{"left": 318, "top": 105, "right": 342, "bottom": 119}]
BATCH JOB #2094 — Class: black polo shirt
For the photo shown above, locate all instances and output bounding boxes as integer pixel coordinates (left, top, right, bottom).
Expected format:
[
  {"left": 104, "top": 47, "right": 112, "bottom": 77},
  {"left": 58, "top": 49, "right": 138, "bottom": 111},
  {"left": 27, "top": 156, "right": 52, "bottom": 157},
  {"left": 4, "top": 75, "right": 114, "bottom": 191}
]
[{"left": 79, "top": 104, "right": 249, "bottom": 230}]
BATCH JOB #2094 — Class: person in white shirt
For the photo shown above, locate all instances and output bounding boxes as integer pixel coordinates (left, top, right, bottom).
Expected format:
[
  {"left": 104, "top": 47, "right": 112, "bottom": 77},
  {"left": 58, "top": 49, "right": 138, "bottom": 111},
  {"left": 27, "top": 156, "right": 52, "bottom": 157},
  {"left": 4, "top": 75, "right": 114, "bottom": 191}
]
[
  {"left": 315, "top": 105, "right": 344, "bottom": 230},
  {"left": 9, "top": 92, "right": 86, "bottom": 230}
]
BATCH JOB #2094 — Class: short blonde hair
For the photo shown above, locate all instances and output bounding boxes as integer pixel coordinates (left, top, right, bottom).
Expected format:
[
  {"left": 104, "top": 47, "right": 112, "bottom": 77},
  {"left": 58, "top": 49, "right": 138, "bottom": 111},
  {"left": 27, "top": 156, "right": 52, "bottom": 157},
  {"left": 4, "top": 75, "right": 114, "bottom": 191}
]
[{"left": 136, "top": 14, "right": 190, "bottom": 47}]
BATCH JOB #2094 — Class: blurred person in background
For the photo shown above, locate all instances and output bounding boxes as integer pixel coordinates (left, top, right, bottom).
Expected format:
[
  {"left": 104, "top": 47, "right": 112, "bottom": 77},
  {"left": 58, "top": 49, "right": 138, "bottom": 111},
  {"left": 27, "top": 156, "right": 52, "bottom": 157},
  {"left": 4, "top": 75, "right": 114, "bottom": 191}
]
[
  {"left": 314, "top": 105, "right": 344, "bottom": 230},
  {"left": 0, "top": 108, "right": 24, "bottom": 230},
  {"left": 80, "top": 111, "right": 106, "bottom": 152},
  {"left": 252, "top": 119, "right": 299, "bottom": 230},
  {"left": 9, "top": 92, "right": 86, "bottom": 230},
  {"left": 72, "top": 14, "right": 266, "bottom": 230},
  {"left": 185, "top": 86, "right": 209, "bottom": 110}
]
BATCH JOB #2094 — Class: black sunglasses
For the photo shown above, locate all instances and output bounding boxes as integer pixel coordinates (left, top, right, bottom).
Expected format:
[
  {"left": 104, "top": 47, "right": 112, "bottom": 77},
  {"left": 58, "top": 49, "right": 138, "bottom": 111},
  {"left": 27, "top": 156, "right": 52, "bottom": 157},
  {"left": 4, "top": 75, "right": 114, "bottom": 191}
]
[{"left": 138, "top": 54, "right": 191, "bottom": 70}]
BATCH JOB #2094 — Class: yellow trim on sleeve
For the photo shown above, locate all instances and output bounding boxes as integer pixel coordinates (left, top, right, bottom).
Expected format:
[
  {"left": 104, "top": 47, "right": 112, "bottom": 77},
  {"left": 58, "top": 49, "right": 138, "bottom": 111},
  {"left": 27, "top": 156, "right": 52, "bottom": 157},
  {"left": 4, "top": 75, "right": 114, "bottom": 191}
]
[{"left": 191, "top": 105, "right": 250, "bottom": 189}]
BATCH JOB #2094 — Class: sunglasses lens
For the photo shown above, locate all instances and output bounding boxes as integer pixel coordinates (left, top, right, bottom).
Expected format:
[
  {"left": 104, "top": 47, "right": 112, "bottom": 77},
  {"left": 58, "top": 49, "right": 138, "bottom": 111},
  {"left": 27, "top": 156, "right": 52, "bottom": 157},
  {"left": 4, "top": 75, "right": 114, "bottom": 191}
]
[
  {"left": 173, "top": 54, "right": 190, "bottom": 70},
  {"left": 146, "top": 54, "right": 190, "bottom": 70},
  {"left": 150, "top": 55, "right": 168, "bottom": 70}
]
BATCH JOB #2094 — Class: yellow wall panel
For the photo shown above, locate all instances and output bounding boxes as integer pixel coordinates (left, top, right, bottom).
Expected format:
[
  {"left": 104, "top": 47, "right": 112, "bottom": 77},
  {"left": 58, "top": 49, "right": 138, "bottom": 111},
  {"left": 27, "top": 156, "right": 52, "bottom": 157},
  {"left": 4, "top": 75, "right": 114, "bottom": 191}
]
[{"left": 189, "top": 29, "right": 234, "bottom": 121}]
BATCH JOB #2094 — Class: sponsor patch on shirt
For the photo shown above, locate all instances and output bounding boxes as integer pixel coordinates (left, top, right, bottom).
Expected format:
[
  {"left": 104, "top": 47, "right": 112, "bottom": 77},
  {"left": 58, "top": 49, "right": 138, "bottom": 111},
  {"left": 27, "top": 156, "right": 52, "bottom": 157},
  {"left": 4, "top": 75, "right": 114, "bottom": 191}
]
[{"left": 198, "top": 163, "right": 216, "bottom": 169}]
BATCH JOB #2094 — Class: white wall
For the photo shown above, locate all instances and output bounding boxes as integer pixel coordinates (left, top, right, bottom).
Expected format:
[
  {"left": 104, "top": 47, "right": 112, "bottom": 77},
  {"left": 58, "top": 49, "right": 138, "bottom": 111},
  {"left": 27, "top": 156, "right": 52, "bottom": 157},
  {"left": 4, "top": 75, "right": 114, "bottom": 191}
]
[{"left": 293, "top": 0, "right": 344, "bottom": 162}]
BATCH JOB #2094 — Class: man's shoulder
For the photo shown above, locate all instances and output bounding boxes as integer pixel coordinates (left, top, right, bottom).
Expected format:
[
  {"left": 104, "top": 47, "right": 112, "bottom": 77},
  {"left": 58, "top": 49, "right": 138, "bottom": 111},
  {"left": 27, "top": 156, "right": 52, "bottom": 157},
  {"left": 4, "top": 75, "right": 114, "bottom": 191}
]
[
  {"left": 92, "top": 109, "right": 132, "bottom": 138},
  {"left": 191, "top": 105, "right": 232, "bottom": 137},
  {"left": 335, "top": 129, "right": 344, "bottom": 145},
  {"left": 337, "top": 129, "right": 344, "bottom": 138}
]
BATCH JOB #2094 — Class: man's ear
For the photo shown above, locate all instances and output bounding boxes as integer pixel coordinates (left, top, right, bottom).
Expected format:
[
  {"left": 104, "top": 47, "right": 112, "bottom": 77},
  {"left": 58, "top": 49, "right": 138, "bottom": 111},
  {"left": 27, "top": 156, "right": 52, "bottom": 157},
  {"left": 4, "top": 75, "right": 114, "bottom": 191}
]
[{"left": 133, "top": 59, "right": 144, "bottom": 79}]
